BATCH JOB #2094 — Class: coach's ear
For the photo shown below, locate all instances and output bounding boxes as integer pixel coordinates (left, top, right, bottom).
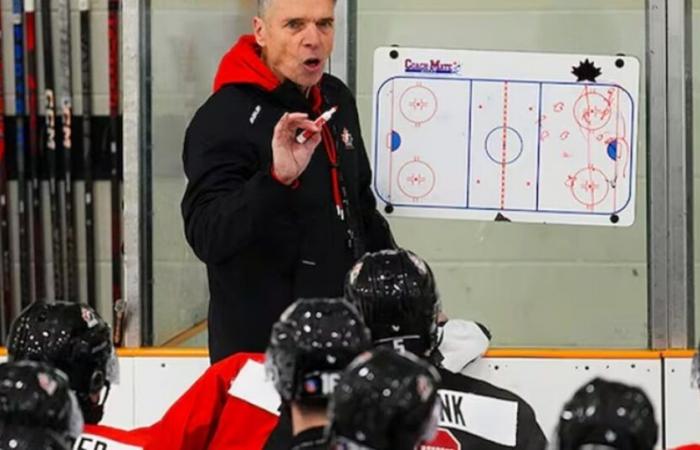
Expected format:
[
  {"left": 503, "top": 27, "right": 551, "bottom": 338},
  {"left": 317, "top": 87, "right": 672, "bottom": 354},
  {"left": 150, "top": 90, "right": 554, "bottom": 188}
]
[{"left": 253, "top": 15, "right": 267, "bottom": 49}]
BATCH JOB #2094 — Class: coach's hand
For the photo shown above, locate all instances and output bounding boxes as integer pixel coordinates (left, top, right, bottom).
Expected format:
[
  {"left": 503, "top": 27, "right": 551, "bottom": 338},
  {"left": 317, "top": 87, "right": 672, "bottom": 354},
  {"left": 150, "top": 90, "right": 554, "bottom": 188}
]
[{"left": 271, "top": 112, "right": 322, "bottom": 185}]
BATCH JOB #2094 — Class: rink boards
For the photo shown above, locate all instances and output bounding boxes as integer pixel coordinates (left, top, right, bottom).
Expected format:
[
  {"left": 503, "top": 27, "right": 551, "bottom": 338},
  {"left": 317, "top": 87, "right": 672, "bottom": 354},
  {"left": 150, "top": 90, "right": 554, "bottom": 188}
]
[{"left": 3, "top": 351, "right": 689, "bottom": 449}]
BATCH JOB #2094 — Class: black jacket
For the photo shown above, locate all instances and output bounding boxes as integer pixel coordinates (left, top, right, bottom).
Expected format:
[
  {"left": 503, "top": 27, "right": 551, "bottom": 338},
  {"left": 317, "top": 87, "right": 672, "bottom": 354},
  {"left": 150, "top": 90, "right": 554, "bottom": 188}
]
[
  {"left": 182, "top": 37, "right": 393, "bottom": 362},
  {"left": 428, "top": 368, "right": 547, "bottom": 450},
  {"left": 289, "top": 427, "right": 328, "bottom": 450}
]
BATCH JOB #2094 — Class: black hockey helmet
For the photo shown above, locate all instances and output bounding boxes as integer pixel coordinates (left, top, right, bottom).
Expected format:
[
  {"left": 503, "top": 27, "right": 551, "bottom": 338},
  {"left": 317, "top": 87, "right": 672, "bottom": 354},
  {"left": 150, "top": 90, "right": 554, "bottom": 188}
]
[
  {"left": 0, "top": 360, "right": 82, "bottom": 438},
  {"left": 265, "top": 298, "right": 372, "bottom": 405},
  {"left": 7, "top": 301, "right": 118, "bottom": 424},
  {"left": 0, "top": 423, "right": 70, "bottom": 450},
  {"left": 345, "top": 249, "right": 440, "bottom": 357},
  {"left": 329, "top": 347, "right": 441, "bottom": 450},
  {"left": 557, "top": 378, "right": 658, "bottom": 450}
]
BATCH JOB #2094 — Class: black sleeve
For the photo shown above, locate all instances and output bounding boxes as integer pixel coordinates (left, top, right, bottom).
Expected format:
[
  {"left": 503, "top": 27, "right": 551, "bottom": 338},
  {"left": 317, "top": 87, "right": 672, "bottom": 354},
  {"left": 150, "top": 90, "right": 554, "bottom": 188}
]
[
  {"left": 350, "top": 99, "right": 397, "bottom": 252},
  {"left": 181, "top": 119, "right": 293, "bottom": 265},
  {"left": 263, "top": 406, "right": 292, "bottom": 450},
  {"left": 517, "top": 400, "right": 548, "bottom": 450}
]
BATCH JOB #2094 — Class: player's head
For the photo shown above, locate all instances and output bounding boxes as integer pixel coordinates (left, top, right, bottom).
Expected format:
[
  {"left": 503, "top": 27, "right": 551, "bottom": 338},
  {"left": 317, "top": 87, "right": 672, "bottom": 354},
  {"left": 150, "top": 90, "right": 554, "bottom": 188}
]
[
  {"left": 0, "top": 360, "right": 83, "bottom": 439},
  {"left": 345, "top": 249, "right": 441, "bottom": 358},
  {"left": 265, "top": 297, "right": 372, "bottom": 408},
  {"left": 556, "top": 378, "right": 658, "bottom": 450},
  {"left": 329, "top": 347, "right": 441, "bottom": 450},
  {"left": 0, "top": 423, "right": 70, "bottom": 450},
  {"left": 7, "top": 301, "right": 118, "bottom": 424}
]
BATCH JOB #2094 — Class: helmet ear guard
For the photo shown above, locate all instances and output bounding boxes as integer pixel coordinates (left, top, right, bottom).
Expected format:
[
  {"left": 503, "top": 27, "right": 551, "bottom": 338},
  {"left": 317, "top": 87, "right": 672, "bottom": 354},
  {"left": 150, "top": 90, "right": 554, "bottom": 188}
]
[{"left": 89, "top": 369, "right": 106, "bottom": 395}]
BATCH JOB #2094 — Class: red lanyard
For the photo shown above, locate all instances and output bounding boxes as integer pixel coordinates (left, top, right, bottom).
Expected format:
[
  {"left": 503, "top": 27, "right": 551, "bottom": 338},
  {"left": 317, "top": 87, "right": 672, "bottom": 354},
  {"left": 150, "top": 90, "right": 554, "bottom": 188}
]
[{"left": 310, "top": 86, "right": 344, "bottom": 220}]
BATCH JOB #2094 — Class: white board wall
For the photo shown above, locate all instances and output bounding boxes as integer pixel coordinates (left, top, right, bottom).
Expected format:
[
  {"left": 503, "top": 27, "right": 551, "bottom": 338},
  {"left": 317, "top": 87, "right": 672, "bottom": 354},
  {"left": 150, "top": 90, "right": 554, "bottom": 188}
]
[
  {"left": 1, "top": 354, "right": 693, "bottom": 447},
  {"left": 462, "top": 358, "right": 663, "bottom": 446},
  {"left": 664, "top": 358, "right": 700, "bottom": 449},
  {"left": 89, "top": 355, "right": 699, "bottom": 449}
]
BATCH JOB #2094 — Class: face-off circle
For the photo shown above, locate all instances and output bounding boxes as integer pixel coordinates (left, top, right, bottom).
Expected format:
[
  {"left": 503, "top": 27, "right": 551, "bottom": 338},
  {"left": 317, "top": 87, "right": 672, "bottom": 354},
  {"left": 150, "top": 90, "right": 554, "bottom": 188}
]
[
  {"left": 484, "top": 126, "right": 524, "bottom": 165},
  {"left": 567, "top": 166, "right": 611, "bottom": 208},
  {"left": 400, "top": 84, "right": 438, "bottom": 126},
  {"left": 398, "top": 158, "right": 436, "bottom": 200},
  {"left": 573, "top": 91, "right": 612, "bottom": 131}
]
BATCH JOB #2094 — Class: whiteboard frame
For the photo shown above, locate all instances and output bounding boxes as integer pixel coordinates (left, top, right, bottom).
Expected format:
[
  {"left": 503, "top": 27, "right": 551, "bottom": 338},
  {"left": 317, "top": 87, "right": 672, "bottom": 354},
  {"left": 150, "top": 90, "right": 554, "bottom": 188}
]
[{"left": 371, "top": 47, "right": 641, "bottom": 227}]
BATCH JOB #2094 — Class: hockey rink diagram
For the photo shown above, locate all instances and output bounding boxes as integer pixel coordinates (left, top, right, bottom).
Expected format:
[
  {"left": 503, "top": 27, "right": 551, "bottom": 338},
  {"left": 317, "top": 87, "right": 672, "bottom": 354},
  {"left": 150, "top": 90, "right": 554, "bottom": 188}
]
[{"left": 371, "top": 48, "right": 640, "bottom": 226}]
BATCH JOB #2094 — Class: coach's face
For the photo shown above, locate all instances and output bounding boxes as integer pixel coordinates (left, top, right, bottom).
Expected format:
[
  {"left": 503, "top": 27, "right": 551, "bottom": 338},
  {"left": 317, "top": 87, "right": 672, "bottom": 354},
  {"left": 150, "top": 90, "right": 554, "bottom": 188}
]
[{"left": 253, "top": 0, "right": 335, "bottom": 89}]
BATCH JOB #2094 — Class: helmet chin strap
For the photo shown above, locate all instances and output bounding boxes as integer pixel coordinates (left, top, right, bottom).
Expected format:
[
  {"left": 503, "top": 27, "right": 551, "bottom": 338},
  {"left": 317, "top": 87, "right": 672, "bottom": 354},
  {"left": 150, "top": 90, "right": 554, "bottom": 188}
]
[{"left": 78, "top": 380, "right": 110, "bottom": 425}]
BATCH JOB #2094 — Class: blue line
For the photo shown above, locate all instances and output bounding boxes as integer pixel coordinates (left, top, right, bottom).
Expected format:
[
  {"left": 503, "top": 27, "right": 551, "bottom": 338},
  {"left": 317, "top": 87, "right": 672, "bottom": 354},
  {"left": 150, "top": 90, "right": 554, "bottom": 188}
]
[
  {"left": 535, "top": 83, "right": 543, "bottom": 211},
  {"left": 465, "top": 80, "right": 473, "bottom": 207},
  {"left": 373, "top": 84, "right": 382, "bottom": 202},
  {"left": 619, "top": 89, "right": 636, "bottom": 213}
]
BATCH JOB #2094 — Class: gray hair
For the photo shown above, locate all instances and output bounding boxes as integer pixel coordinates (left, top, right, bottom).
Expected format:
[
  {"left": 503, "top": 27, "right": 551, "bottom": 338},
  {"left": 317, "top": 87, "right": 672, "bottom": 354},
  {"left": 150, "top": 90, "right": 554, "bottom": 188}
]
[{"left": 257, "top": 0, "right": 337, "bottom": 17}]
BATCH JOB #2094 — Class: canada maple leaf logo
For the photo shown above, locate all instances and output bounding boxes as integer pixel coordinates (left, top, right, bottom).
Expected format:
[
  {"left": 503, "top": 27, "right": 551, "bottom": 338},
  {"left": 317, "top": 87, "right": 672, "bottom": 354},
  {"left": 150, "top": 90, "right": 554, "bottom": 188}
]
[{"left": 572, "top": 59, "right": 602, "bottom": 82}]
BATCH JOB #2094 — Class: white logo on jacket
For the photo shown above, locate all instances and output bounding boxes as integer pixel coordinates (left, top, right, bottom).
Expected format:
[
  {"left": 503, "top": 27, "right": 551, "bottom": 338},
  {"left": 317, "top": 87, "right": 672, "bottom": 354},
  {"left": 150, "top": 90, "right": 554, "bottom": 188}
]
[{"left": 249, "top": 105, "right": 262, "bottom": 124}]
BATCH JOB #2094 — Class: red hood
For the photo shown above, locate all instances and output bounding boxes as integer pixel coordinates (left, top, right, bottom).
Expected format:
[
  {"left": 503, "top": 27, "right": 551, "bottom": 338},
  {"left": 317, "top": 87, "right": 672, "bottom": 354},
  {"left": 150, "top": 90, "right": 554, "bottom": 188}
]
[{"left": 213, "top": 34, "right": 281, "bottom": 93}]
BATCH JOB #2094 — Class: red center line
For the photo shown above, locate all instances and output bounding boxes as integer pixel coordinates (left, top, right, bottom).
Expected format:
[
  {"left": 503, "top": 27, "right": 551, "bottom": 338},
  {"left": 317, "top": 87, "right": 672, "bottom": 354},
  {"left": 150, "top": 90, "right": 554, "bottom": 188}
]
[
  {"left": 500, "top": 82, "right": 509, "bottom": 210},
  {"left": 613, "top": 87, "right": 621, "bottom": 212}
]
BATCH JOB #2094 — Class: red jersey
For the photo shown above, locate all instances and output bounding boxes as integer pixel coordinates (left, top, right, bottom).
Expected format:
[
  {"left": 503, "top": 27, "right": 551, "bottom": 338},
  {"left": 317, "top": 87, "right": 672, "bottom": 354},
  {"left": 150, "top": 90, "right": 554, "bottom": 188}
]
[{"left": 145, "top": 352, "right": 281, "bottom": 450}]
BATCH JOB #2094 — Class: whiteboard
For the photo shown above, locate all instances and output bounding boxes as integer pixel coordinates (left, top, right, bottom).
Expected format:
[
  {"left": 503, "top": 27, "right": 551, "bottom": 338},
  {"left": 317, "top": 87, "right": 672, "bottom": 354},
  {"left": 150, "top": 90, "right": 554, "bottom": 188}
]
[{"left": 372, "top": 47, "right": 640, "bottom": 226}]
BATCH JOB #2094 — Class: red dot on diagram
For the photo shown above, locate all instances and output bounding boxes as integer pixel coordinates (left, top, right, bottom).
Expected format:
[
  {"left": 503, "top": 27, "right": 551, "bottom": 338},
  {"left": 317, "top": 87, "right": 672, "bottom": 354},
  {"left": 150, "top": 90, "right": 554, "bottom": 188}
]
[{"left": 554, "top": 102, "right": 565, "bottom": 112}]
